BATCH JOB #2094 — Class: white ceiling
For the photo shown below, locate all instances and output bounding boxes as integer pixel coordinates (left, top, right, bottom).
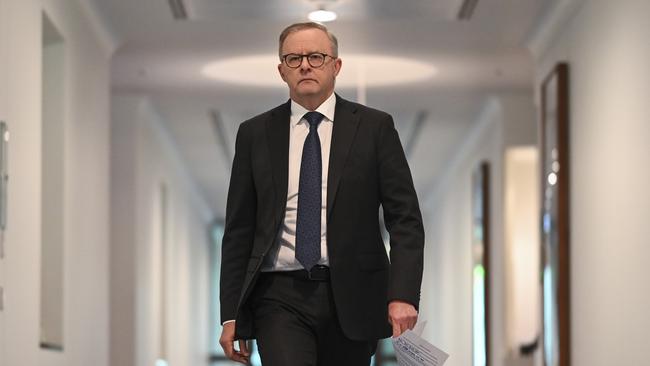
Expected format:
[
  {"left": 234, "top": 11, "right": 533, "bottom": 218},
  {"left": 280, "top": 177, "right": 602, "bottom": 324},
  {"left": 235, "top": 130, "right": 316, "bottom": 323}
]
[{"left": 94, "top": 0, "right": 549, "bottom": 219}]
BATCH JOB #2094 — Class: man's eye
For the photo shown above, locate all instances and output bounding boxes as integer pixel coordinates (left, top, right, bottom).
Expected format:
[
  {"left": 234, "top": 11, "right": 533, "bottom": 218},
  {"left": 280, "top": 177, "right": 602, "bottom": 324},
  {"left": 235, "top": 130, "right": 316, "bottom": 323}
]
[{"left": 287, "top": 55, "right": 301, "bottom": 63}]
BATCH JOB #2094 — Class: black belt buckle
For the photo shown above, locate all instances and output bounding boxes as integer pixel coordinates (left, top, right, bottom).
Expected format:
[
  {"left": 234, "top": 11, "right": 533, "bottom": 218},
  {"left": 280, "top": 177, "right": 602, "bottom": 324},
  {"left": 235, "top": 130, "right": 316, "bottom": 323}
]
[{"left": 307, "top": 265, "right": 329, "bottom": 281}]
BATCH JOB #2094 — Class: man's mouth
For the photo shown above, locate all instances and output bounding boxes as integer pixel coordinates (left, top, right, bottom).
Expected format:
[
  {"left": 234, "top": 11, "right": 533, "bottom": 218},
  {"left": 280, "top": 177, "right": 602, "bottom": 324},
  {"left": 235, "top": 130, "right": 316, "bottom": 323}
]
[{"left": 299, "top": 78, "right": 317, "bottom": 84}]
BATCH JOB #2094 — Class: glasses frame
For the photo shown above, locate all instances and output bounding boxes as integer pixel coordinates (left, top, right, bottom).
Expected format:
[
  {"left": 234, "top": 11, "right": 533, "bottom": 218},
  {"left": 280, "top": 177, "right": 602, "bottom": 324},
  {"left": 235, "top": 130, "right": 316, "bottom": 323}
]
[{"left": 281, "top": 52, "right": 336, "bottom": 68}]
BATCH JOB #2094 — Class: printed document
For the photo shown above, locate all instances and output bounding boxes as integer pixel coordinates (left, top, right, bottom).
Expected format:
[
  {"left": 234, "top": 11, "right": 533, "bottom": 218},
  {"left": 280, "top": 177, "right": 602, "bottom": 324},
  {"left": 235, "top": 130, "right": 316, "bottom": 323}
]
[{"left": 391, "top": 321, "right": 449, "bottom": 366}]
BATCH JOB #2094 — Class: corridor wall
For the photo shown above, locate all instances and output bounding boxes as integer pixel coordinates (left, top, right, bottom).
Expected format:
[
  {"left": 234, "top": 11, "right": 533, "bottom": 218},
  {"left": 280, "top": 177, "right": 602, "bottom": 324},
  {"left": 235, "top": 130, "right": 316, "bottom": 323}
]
[
  {"left": 110, "top": 94, "right": 213, "bottom": 366},
  {"left": 0, "top": 0, "right": 112, "bottom": 365},
  {"left": 419, "top": 94, "right": 536, "bottom": 366},
  {"left": 530, "top": 0, "right": 650, "bottom": 364}
]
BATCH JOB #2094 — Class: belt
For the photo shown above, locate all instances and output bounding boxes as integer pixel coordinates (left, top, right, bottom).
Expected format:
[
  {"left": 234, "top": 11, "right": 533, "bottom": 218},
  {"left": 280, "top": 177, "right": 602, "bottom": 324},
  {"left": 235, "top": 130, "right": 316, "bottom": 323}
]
[{"left": 270, "top": 265, "right": 330, "bottom": 281}]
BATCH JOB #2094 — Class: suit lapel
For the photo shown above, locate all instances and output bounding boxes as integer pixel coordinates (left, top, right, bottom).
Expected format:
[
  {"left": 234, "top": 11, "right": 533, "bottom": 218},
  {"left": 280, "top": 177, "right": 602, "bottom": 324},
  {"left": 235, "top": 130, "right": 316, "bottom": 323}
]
[
  {"left": 327, "top": 95, "right": 360, "bottom": 218},
  {"left": 266, "top": 100, "right": 291, "bottom": 220}
]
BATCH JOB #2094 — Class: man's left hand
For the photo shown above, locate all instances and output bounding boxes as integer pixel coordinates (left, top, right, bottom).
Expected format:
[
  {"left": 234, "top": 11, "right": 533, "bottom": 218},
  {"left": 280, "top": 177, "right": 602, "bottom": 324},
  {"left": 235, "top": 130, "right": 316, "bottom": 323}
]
[{"left": 388, "top": 300, "right": 418, "bottom": 337}]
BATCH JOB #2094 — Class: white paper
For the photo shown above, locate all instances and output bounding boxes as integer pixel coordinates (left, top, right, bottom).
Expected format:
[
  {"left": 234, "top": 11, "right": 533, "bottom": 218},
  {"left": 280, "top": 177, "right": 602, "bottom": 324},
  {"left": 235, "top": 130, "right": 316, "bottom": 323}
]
[
  {"left": 412, "top": 320, "right": 427, "bottom": 337},
  {"left": 391, "top": 325, "right": 449, "bottom": 366}
]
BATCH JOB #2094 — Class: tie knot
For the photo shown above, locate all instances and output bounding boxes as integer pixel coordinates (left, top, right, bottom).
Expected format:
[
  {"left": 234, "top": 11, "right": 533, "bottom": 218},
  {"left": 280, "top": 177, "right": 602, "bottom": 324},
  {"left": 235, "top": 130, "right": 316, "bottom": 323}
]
[{"left": 302, "top": 111, "right": 325, "bottom": 128}]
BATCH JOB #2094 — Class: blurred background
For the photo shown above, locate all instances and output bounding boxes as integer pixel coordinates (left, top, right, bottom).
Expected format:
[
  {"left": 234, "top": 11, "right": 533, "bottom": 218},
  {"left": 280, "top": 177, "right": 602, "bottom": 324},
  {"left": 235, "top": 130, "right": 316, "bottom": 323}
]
[{"left": 0, "top": 0, "right": 648, "bottom": 365}]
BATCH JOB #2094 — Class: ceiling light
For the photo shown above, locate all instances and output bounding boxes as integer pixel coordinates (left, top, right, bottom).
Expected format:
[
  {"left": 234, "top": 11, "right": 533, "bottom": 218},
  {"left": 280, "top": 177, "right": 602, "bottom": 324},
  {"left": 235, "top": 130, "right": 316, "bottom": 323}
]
[
  {"left": 308, "top": 9, "right": 337, "bottom": 22},
  {"left": 202, "top": 54, "right": 437, "bottom": 88}
]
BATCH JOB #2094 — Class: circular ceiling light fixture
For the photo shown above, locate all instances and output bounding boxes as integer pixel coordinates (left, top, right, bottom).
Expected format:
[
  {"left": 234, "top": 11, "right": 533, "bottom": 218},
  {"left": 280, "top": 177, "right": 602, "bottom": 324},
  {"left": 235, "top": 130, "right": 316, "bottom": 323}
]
[
  {"left": 202, "top": 54, "right": 437, "bottom": 88},
  {"left": 308, "top": 9, "right": 337, "bottom": 22}
]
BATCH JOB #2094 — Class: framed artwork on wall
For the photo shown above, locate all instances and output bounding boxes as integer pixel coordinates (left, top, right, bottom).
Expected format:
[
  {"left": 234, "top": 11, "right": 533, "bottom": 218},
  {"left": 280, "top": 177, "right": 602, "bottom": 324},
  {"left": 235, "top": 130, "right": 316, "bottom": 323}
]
[
  {"left": 540, "top": 62, "right": 571, "bottom": 366},
  {"left": 472, "top": 162, "right": 490, "bottom": 366}
]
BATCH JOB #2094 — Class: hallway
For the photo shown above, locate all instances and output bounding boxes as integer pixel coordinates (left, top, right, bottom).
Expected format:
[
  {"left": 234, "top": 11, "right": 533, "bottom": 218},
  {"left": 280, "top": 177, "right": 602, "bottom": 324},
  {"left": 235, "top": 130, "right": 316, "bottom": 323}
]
[{"left": 0, "top": 0, "right": 648, "bottom": 365}]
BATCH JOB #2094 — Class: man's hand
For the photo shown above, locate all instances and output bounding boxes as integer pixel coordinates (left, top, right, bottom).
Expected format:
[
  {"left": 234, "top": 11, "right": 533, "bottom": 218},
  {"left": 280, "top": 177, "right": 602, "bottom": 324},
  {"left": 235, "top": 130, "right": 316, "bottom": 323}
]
[
  {"left": 219, "top": 321, "right": 250, "bottom": 364},
  {"left": 388, "top": 300, "right": 418, "bottom": 337}
]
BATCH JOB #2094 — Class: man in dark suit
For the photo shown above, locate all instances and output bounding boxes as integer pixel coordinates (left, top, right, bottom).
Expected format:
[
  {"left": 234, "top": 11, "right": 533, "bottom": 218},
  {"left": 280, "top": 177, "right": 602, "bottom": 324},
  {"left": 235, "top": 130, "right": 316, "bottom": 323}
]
[{"left": 219, "top": 22, "right": 424, "bottom": 365}]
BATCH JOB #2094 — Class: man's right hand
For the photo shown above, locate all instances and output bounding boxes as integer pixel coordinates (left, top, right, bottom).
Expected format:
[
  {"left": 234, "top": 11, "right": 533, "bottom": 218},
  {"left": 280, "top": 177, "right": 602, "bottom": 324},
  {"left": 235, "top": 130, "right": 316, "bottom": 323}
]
[{"left": 219, "top": 321, "right": 250, "bottom": 364}]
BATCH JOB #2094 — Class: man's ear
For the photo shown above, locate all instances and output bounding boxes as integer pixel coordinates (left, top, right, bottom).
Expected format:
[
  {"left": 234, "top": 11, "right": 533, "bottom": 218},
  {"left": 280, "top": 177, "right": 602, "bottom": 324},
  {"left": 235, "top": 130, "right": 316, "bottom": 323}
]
[
  {"left": 278, "top": 64, "right": 287, "bottom": 82},
  {"left": 333, "top": 58, "right": 342, "bottom": 77}
]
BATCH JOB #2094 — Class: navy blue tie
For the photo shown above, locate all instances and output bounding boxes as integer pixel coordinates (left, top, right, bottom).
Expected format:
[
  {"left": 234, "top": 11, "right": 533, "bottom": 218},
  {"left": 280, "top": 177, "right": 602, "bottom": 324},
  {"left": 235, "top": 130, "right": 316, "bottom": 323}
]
[{"left": 296, "top": 111, "right": 325, "bottom": 271}]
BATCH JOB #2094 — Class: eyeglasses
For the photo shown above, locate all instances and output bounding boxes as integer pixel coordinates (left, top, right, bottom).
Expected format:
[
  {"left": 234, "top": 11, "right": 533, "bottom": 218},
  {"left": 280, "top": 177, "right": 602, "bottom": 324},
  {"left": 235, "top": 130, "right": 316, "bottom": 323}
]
[{"left": 281, "top": 52, "right": 335, "bottom": 68}]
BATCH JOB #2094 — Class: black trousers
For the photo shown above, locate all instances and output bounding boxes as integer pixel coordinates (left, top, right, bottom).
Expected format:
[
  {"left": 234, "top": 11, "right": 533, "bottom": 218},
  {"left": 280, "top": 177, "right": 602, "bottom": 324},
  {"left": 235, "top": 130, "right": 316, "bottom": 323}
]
[{"left": 248, "top": 271, "right": 376, "bottom": 366}]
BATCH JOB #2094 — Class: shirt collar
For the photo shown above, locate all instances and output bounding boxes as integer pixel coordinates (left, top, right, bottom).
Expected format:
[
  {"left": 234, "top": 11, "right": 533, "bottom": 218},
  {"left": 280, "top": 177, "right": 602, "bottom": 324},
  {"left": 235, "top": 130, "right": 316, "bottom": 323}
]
[{"left": 290, "top": 92, "right": 336, "bottom": 127}]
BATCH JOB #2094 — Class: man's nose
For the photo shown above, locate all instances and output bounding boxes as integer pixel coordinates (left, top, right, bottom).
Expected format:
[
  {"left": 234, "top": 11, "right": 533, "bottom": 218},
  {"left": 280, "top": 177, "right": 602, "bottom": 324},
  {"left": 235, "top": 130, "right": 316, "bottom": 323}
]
[{"left": 299, "top": 57, "right": 311, "bottom": 71}]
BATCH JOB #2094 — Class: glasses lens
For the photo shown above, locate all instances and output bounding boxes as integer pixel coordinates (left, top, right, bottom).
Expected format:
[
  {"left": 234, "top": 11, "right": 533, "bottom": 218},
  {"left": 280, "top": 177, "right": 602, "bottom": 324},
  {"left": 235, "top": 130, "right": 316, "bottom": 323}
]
[
  {"left": 284, "top": 53, "right": 328, "bottom": 68},
  {"left": 308, "top": 53, "right": 325, "bottom": 67},
  {"left": 285, "top": 54, "right": 302, "bottom": 67}
]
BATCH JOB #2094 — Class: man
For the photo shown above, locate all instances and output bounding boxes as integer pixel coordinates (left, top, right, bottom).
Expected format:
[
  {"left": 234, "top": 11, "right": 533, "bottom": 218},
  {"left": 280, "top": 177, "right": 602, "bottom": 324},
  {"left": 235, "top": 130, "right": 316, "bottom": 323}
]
[{"left": 220, "top": 22, "right": 424, "bottom": 365}]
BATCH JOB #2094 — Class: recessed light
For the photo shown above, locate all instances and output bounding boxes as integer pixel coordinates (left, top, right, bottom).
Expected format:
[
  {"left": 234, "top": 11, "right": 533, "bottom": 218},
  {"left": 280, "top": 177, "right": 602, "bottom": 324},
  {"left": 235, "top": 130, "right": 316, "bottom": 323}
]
[{"left": 308, "top": 9, "right": 337, "bottom": 22}]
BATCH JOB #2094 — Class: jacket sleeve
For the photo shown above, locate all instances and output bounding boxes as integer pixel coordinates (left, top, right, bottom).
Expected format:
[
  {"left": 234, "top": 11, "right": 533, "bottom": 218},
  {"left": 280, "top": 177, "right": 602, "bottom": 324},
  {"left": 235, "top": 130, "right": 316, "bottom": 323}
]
[
  {"left": 377, "top": 115, "right": 425, "bottom": 309},
  {"left": 220, "top": 123, "right": 257, "bottom": 323}
]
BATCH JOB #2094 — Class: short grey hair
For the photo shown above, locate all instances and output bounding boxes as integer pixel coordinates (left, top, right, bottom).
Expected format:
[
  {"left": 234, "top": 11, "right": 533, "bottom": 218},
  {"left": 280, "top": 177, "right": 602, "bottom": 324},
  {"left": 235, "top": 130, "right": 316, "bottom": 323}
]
[{"left": 278, "top": 22, "right": 339, "bottom": 60}]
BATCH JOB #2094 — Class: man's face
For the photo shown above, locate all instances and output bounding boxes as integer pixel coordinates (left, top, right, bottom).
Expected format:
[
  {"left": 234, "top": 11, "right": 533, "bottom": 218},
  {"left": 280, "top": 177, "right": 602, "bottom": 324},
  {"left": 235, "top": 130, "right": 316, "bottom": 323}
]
[{"left": 278, "top": 28, "right": 342, "bottom": 103}]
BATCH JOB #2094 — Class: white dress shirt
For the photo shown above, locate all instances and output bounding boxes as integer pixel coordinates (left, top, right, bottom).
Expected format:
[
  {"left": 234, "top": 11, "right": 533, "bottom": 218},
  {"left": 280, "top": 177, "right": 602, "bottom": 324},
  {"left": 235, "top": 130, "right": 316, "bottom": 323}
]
[{"left": 260, "top": 92, "right": 336, "bottom": 272}]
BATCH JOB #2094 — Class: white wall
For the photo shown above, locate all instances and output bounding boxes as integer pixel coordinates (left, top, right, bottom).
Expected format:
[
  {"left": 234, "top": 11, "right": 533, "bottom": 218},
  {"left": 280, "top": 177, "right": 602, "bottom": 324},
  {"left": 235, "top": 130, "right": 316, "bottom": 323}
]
[
  {"left": 110, "top": 94, "right": 213, "bottom": 366},
  {"left": 532, "top": 1, "right": 650, "bottom": 364},
  {"left": 0, "top": 0, "right": 112, "bottom": 365},
  {"left": 504, "top": 148, "right": 540, "bottom": 352},
  {"left": 419, "top": 93, "right": 536, "bottom": 366},
  {"left": 0, "top": 0, "right": 7, "bottom": 361}
]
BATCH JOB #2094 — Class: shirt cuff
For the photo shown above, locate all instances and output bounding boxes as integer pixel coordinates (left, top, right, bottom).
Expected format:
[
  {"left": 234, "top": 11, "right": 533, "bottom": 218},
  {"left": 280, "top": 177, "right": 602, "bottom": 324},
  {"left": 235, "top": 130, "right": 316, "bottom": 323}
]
[{"left": 222, "top": 319, "right": 236, "bottom": 326}]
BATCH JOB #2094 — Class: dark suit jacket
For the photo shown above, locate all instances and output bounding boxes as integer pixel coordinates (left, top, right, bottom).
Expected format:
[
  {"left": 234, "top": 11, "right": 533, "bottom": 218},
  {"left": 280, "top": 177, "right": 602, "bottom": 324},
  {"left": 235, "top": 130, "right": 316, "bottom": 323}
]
[{"left": 220, "top": 94, "right": 424, "bottom": 341}]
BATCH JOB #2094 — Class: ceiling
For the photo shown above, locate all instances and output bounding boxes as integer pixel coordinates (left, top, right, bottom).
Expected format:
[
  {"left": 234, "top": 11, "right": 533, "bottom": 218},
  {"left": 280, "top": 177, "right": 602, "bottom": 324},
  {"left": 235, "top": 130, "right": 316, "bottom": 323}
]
[{"left": 93, "top": 0, "right": 549, "bottom": 219}]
